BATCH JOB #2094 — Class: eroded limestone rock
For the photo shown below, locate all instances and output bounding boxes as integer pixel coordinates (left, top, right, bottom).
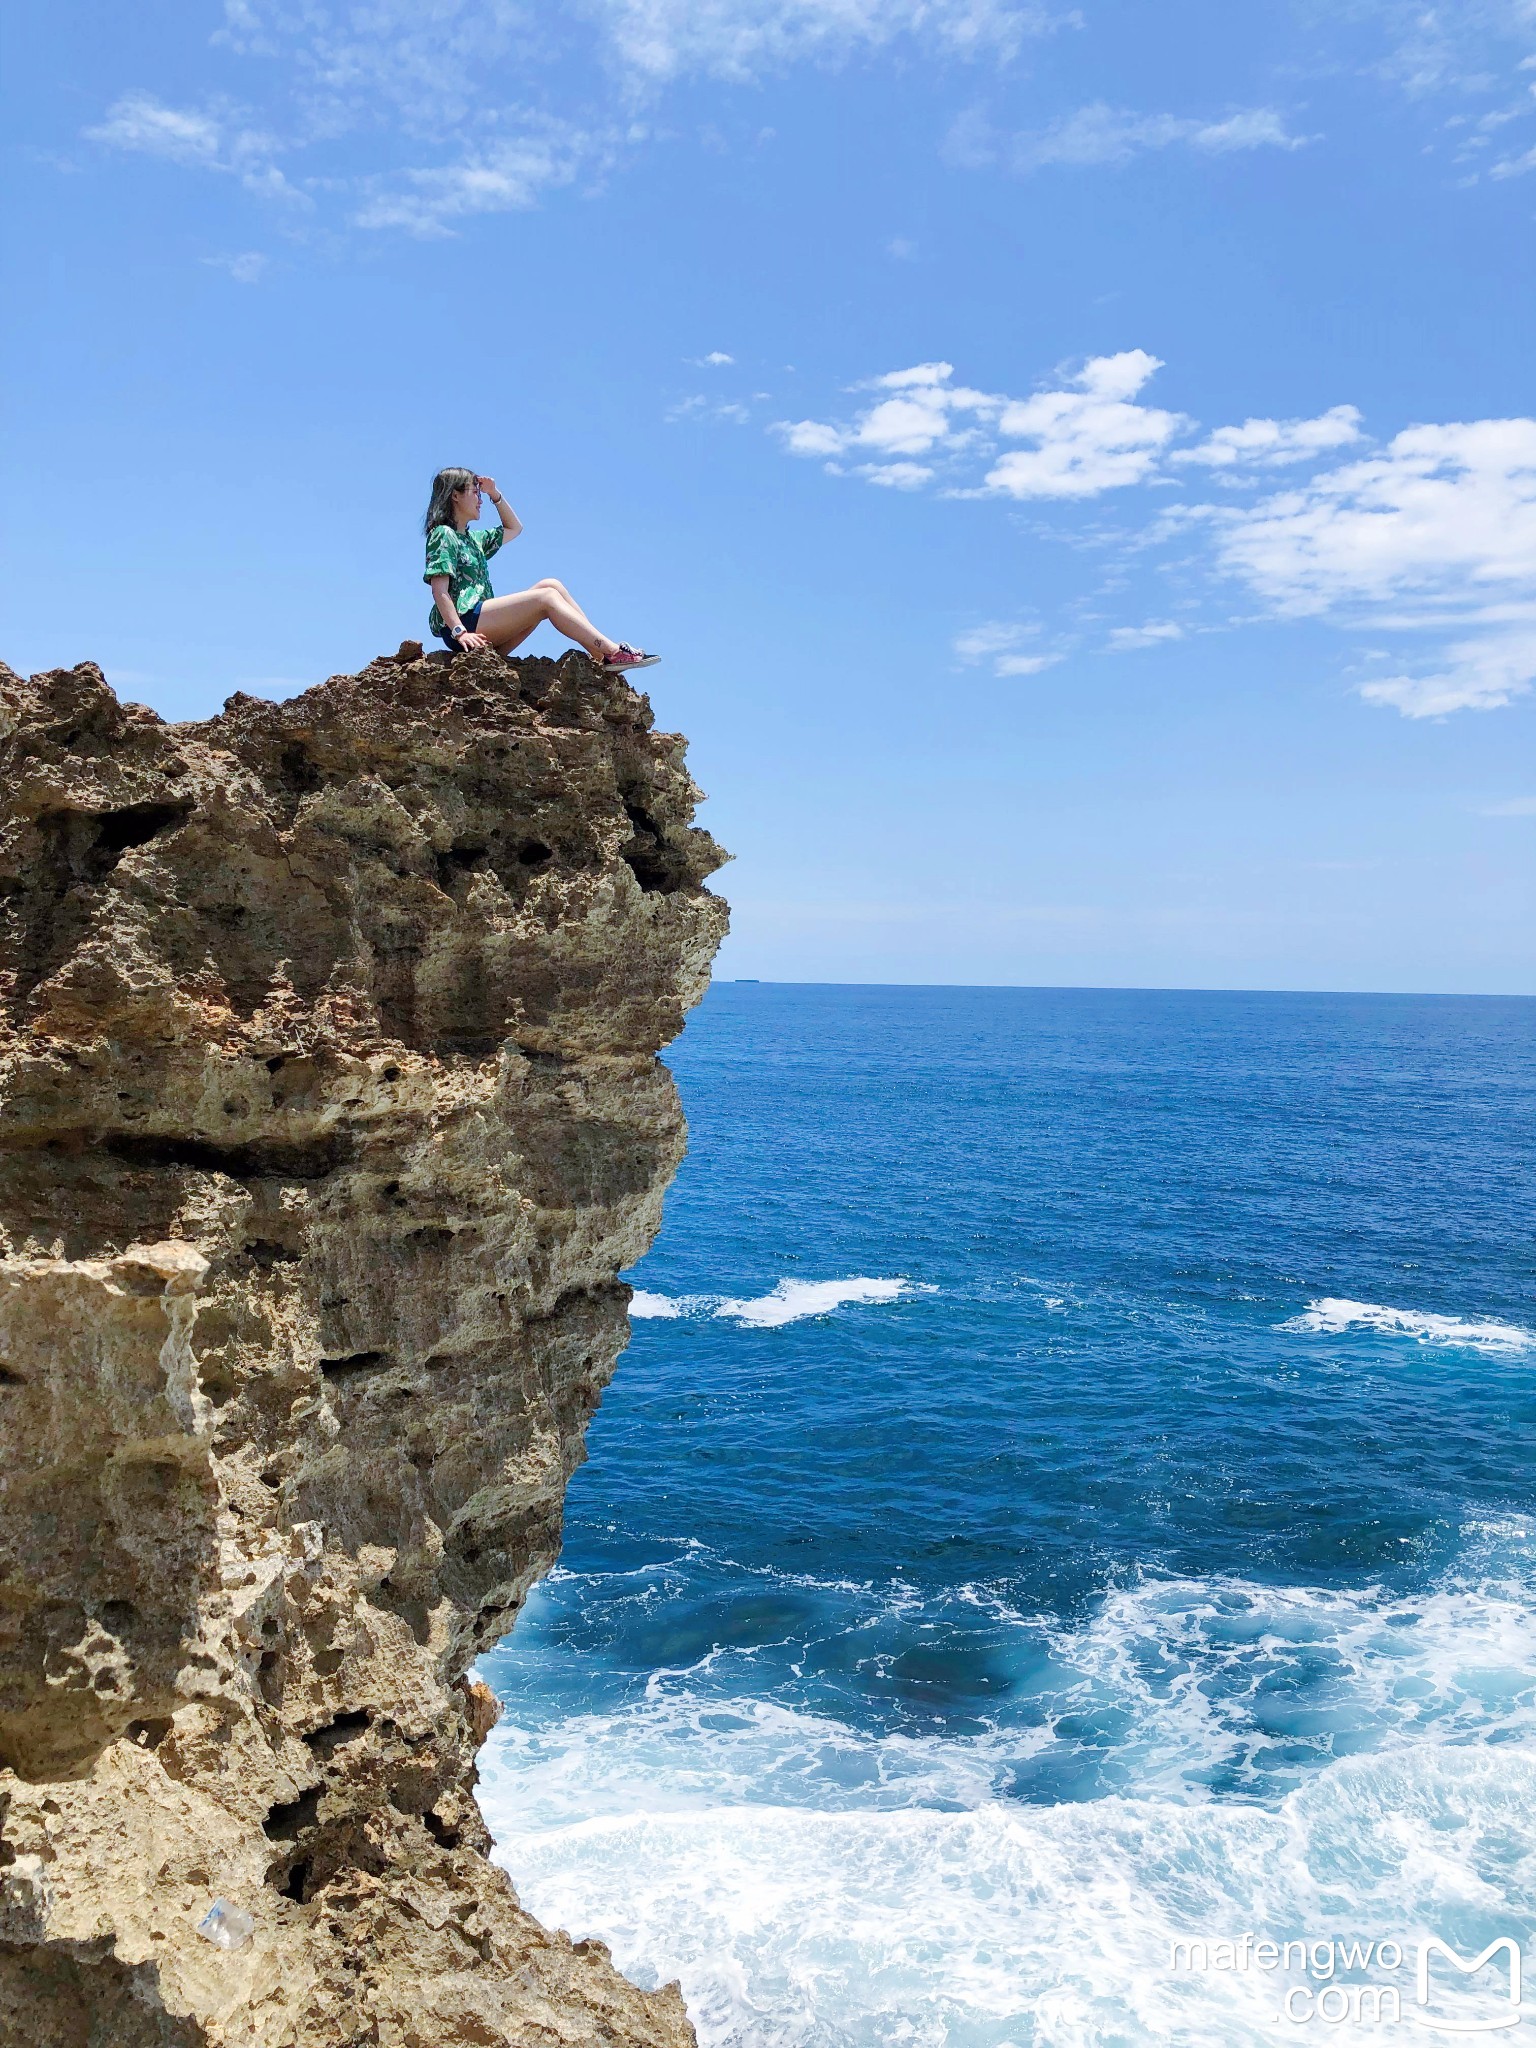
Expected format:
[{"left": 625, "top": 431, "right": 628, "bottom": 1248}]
[{"left": 0, "top": 647, "right": 728, "bottom": 2046}]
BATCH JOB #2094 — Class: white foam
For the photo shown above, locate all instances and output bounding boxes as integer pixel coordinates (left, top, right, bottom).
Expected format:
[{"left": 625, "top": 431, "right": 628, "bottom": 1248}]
[
  {"left": 1280, "top": 1298, "right": 1535, "bottom": 1354},
  {"left": 627, "top": 1278, "right": 934, "bottom": 1329},
  {"left": 628, "top": 1290, "right": 684, "bottom": 1319},
  {"left": 479, "top": 1547, "right": 1536, "bottom": 2045},
  {"left": 715, "top": 1277, "right": 930, "bottom": 1328},
  {"left": 484, "top": 1746, "right": 1536, "bottom": 2048}
]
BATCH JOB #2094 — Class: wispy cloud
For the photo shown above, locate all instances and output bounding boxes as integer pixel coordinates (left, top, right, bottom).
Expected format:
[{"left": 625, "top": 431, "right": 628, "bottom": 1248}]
[
  {"left": 1206, "top": 421, "right": 1536, "bottom": 612},
  {"left": 953, "top": 622, "right": 1060, "bottom": 675},
  {"left": 581, "top": 0, "right": 1068, "bottom": 84},
  {"left": 1480, "top": 794, "right": 1536, "bottom": 815},
  {"left": 1363, "top": 0, "right": 1536, "bottom": 99},
  {"left": 1354, "top": 625, "right": 1536, "bottom": 716},
  {"left": 85, "top": 93, "right": 306, "bottom": 204},
  {"left": 1174, "top": 406, "right": 1364, "bottom": 469},
  {"left": 776, "top": 351, "right": 1536, "bottom": 717},
  {"left": 946, "top": 100, "right": 1310, "bottom": 173},
  {"left": 202, "top": 250, "right": 269, "bottom": 283},
  {"left": 1108, "top": 621, "right": 1185, "bottom": 650},
  {"left": 667, "top": 393, "right": 754, "bottom": 424},
  {"left": 89, "top": 0, "right": 1069, "bottom": 238},
  {"left": 350, "top": 127, "right": 605, "bottom": 235},
  {"left": 217, "top": 0, "right": 540, "bottom": 136}
]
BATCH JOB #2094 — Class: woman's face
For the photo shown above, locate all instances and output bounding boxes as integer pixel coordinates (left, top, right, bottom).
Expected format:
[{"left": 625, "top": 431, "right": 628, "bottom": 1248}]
[{"left": 452, "top": 480, "right": 482, "bottom": 527}]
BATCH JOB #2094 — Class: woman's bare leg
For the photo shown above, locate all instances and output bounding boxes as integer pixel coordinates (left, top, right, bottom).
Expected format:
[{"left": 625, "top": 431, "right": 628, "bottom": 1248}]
[{"left": 475, "top": 580, "right": 618, "bottom": 659}]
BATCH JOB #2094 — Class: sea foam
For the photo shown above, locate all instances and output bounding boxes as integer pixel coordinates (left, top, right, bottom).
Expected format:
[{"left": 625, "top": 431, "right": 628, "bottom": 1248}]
[
  {"left": 1280, "top": 1297, "right": 1535, "bottom": 1353},
  {"left": 479, "top": 1540, "right": 1536, "bottom": 2045},
  {"left": 484, "top": 1747, "right": 1536, "bottom": 2048},
  {"left": 629, "top": 1277, "right": 933, "bottom": 1328}
]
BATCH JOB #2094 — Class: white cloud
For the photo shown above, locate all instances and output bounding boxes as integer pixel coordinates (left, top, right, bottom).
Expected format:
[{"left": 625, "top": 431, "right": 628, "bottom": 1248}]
[
  {"left": 1175, "top": 405, "right": 1364, "bottom": 468},
  {"left": 779, "top": 347, "right": 1536, "bottom": 719},
  {"left": 203, "top": 250, "right": 269, "bottom": 283},
  {"left": 948, "top": 100, "right": 1309, "bottom": 173},
  {"left": 351, "top": 129, "right": 602, "bottom": 234},
  {"left": 777, "top": 351, "right": 1181, "bottom": 501},
  {"left": 985, "top": 350, "right": 1183, "bottom": 498},
  {"left": 1481, "top": 795, "right": 1536, "bottom": 814},
  {"left": 1209, "top": 420, "right": 1536, "bottom": 612},
  {"left": 1357, "top": 626, "right": 1536, "bottom": 717},
  {"left": 700, "top": 350, "right": 735, "bottom": 365},
  {"left": 668, "top": 394, "right": 752, "bottom": 423},
  {"left": 1197, "top": 419, "right": 1536, "bottom": 714},
  {"left": 955, "top": 622, "right": 1031, "bottom": 660},
  {"left": 85, "top": 93, "right": 302, "bottom": 202},
  {"left": 579, "top": 0, "right": 1064, "bottom": 84},
  {"left": 88, "top": 94, "right": 225, "bottom": 165},
  {"left": 1366, "top": 0, "right": 1536, "bottom": 99},
  {"left": 86, "top": 95, "right": 228, "bottom": 164},
  {"left": 1491, "top": 140, "right": 1536, "bottom": 176},
  {"left": 953, "top": 621, "right": 1060, "bottom": 675},
  {"left": 774, "top": 361, "right": 999, "bottom": 465},
  {"left": 777, "top": 419, "right": 848, "bottom": 457},
  {"left": 859, "top": 461, "right": 934, "bottom": 488},
  {"left": 1109, "top": 621, "right": 1184, "bottom": 649},
  {"left": 98, "top": 1, "right": 1065, "bottom": 239},
  {"left": 218, "top": 0, "right": 535, "bottom": 136}
]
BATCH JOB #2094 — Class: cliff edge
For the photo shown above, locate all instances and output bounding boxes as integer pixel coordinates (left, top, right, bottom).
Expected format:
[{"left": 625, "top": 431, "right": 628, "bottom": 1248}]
[{"left": 0, "top": 647, "right": 728, "bottom": 2046}]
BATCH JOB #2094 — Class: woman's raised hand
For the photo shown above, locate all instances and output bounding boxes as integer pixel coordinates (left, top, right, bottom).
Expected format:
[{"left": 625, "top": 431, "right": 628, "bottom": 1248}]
[{"left": 476, "top": 475, "right": 498, "bottom": 498}]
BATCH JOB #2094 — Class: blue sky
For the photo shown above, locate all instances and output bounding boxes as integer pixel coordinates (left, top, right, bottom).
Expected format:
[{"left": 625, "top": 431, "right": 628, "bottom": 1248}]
[{"left": 4, "top": 0, "right": 1534, "bottom": 991}]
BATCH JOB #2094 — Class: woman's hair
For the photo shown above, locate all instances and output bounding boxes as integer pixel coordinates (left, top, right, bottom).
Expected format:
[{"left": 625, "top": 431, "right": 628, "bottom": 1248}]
[{"left": 423, "top": 466, "right": 478, "bottom": 535}]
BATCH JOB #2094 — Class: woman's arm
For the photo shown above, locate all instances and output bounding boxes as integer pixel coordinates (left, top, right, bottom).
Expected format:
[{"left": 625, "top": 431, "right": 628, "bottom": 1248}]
[
  {"left": 430, "top": 575, "right": 488, "bottom": 651},
  {"left": 477, "top": 474, "right": 523, "bottom": 542}
]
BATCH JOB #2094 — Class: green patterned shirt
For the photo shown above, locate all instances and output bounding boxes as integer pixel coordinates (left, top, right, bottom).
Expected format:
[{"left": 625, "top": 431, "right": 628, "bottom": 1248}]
[{"left": 424, "top": 523, "right": 503, "bottom": 634}]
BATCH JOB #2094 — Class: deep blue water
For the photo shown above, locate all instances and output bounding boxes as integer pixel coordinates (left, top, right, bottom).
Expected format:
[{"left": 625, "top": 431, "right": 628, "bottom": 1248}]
[{"left": 480, "top": 986, "right": 1536, "bottom": 2046}]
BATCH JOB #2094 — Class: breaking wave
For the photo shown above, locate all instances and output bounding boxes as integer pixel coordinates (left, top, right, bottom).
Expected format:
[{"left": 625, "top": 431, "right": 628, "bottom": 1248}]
[
  {"left": 1280, "top": 1297, "right": 1536, "bottom": 1354},
  {"left": 629, "top": 1277, "right": 935, "bottom": 1328}
]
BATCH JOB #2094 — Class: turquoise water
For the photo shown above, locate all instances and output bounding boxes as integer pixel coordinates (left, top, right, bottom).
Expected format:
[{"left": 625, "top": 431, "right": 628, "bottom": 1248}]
[{"left": 479, "top": 985, "right": 1536, "bottom": 2045}]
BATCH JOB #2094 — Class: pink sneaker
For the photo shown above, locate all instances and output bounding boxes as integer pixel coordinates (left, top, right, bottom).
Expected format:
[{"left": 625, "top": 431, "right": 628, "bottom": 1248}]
[{"left": 597, "top": 643, "right": 660, "bottom": 672}]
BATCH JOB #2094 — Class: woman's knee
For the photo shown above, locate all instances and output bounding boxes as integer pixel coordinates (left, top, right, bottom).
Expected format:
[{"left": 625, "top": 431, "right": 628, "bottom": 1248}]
[{"left": 534, "top": 577, "right": 570, "bottom": 598}]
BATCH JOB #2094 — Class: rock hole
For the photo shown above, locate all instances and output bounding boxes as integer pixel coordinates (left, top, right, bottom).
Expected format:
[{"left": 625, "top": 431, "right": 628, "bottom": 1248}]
[
  {"left": 247, "top": 1240, "right": 299, "bottom": 1269},
  {"left": 516, "top": 839, "right": 552, "bottom": 867},
  {"left": 320, "top": 1350, "right": 389, "bottom": 1382},
  {"left": 105, "top": 1134, "right": 343, "bottom": 1180},
  {"left": 263, "top": 1788, "right": 320, "bottom": 1841},
  {"left": 275, "top": 1857, "right": 312, "bottom": 1902},
  {"left": 279, "top": 742, "right": 322, "bottom": 796},
  {"left": 93, "top": 800, "right": 193, "bottom": 858},
  {"left": 424, "top": 1810, "right": 460, "bottom": 1851},
  {"left": 303, "top": 1711, "right": 370, "bottom": 1758}
]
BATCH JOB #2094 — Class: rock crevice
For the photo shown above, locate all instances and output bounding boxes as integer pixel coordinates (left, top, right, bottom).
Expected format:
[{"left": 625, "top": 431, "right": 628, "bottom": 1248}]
[{"left": 0, "top": 647, "right": 727, "bottom": 2046}]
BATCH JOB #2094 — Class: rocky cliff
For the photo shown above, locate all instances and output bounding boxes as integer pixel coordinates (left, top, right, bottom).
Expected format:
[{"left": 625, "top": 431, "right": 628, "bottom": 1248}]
[{"left": 0, "top": 647, "right": 727, "bottom": 2047}]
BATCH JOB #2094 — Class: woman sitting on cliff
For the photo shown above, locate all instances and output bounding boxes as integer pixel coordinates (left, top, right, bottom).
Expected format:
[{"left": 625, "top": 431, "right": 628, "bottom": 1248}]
[{"left": 423, "top": 468, "right": 658, "bottom": 671}]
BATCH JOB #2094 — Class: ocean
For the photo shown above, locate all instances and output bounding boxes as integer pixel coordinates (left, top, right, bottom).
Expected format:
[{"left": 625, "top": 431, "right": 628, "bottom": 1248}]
[{"left": 477, "top": 983, "right": 1536, "bottom": 2046}]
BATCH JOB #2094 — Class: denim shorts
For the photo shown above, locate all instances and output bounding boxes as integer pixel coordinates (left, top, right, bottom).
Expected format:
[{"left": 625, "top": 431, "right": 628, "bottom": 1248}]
[{"left": 434, "top": 602, "right": 482, "bottom": 649}]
